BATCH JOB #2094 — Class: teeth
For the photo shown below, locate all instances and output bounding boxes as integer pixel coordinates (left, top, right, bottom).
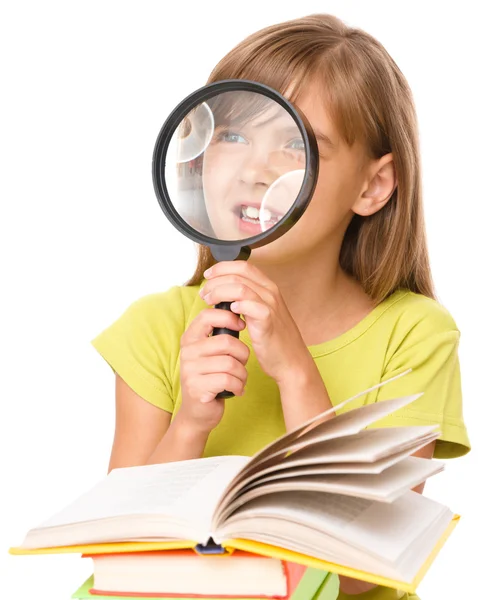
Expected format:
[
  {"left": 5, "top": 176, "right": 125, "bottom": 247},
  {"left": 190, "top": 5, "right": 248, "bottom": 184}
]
[
  {"left": 241, "top": 205, "right": 274, "bottom": 222},
  {"left": 243, "top": 205, "right": 260, "bottom": 219}
]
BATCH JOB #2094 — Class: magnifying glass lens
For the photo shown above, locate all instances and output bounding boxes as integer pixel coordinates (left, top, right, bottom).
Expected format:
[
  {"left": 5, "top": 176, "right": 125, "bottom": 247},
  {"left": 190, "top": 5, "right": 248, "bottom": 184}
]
[{"left": 164, "top": 90, "right": 307, "bottom": 241}]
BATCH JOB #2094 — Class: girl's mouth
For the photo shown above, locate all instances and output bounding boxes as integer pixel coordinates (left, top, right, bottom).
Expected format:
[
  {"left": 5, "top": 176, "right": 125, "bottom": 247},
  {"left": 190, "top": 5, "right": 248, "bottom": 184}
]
[
  {"left": 237, "top": 204, "right": 282, "bottom": 226},
  {"left": 231, "top": 204, "right": 283, "bottom": 236}
]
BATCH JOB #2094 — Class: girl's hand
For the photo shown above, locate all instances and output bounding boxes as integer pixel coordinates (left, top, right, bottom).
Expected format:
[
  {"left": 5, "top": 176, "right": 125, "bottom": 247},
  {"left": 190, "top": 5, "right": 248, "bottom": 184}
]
[
  {"left": 177, "top": 307, "right": 250, "bottom": 434},
  {"left": 200, "top": 261, "right": 311, "bottom": 387}
]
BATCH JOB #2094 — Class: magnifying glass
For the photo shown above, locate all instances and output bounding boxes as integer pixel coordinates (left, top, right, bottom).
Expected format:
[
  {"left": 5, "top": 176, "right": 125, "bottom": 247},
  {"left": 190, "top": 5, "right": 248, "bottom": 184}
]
[{"left": 152, "top": 80, "right": 319, "bottom": 398}]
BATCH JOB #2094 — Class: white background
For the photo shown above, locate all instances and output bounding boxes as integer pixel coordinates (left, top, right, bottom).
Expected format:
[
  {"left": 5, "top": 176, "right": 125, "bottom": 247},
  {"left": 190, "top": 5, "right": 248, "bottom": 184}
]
[{"left": 1, "top": 1, "right": 477, "bottom": 598}]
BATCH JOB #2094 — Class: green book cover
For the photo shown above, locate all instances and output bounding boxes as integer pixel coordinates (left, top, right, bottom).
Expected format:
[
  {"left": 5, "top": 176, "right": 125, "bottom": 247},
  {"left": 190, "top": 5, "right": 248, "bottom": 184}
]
[{"left": 71, "top": 570, "right": 339, "bottom": 600}]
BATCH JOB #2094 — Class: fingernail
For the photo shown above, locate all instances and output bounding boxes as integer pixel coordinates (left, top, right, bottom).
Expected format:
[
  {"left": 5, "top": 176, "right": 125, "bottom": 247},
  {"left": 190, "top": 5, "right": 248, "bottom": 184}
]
[{"left": 204, "top": 268, "right": 212, "bottom": 278}]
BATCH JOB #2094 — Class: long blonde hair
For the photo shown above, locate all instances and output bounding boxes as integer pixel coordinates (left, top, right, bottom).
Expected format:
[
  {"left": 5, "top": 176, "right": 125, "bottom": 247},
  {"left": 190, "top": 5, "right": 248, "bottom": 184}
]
[{"left": 184, "top": 14, "right": 435, "bottom": 302}]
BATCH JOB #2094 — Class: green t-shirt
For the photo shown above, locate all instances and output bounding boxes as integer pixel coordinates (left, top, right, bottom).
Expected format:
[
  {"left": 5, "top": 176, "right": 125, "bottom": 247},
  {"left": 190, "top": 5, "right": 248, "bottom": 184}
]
[
  {"left": 91, "top": 281, "right": 471, "bottom": 600},
  {"left": 91, "top": 281, "right": 470, "bottom": 460}
]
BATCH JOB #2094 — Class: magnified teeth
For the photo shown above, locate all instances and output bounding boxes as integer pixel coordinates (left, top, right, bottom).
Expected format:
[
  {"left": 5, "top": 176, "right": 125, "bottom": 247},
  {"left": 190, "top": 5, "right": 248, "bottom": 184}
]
[
  {"left": 242, "top": 205, "right": 260, "bottom": 219},
  {"left": 241, "top": 205, "right": 278, "bottom": 223}
]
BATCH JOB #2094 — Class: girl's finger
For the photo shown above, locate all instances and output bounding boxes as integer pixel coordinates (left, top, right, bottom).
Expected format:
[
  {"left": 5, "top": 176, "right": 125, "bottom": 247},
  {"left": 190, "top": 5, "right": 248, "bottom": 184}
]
[
  {"left": 201, "top": 274, "right": 271, "bottom": 303},
  {"left": 182, "top": 308, "right": 245, "bottom": 345},
  {"left": 182, "top": 334, "right": 250, "bottom": 365},
  {"left": 230, "top": 299, "right": 270, "bottom": 321},
  {"left": 201, "top": 283, "right": 262, "bottom": 307},
  {"left": 190, "top": 355, "right": 248, "bottom": 382},
  {"left": 199, "top": 373, "right": 246, "bottom": 402}
]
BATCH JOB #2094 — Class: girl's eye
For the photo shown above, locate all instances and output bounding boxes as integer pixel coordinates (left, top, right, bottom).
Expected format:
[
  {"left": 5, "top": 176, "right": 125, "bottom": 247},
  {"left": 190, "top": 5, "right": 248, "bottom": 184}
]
[
  {"left": 216, "top": 130, "right": 248, "bottom": 144},
  {"left": 286, "top": 138, "right": 305, "bottom": 151}
]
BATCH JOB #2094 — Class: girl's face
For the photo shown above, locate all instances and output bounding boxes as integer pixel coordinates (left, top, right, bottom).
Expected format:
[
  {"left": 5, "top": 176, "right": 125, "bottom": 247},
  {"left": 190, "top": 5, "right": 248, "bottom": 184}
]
[
  {"left": 202, "top": 88, "right": 378, "bottom": 265},
  {"left": 201, "top": 97, "right": 307, "bottom": 241}
]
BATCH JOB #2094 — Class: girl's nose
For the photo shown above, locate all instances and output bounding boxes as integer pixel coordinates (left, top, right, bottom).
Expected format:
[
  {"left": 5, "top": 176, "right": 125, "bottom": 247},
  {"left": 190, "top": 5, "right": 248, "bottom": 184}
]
[
  {"left": 238, "top": 144, "right": 277, "bottom": 187},
  {"left": 239, "top": 147, "right": 303, "bottom": 189}
]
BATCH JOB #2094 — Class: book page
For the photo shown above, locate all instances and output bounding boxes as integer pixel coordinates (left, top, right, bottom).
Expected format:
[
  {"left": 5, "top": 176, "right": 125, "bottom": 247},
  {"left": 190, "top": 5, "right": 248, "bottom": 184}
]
[
  {"left": 215, "top": 502, "right": 453, "bottom": 583},
  {"left": 255, "top": 394, "right": 427, "bottom": 467},
  {"left": 238, "top": 371, "right": 415, "bottom": 474},
  {"left": 276, "top": 426, "right": 439, "bottom": 465},
  {"left": 392, "top": 509, "right": 456, "bottom": 582},
  {"left": 215, "top": 489, "right": 451, "bottom": 566},
  {"left": 219, "top": 520, "right": 394, "bottom": 579},
  {"left": 36, "top": 456, "right": 248, "bottom": 532},
  {"left": 213, "top": 374, "right": 417, "bottom": 513},
  {"left": 219, "top": 457, "right": 444, "bottom": 519},
  {"left": 213, "top": 428, "right": 438, "bottom": 515},
  {"left": 245, "top": 441, "right": 440, "bottom": 486}
]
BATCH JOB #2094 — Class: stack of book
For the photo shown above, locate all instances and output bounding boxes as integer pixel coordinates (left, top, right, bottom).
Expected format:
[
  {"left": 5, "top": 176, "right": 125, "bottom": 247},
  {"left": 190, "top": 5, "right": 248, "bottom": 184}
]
[{"left": 9, "top": 371, "right": 459, "bottom": 599}]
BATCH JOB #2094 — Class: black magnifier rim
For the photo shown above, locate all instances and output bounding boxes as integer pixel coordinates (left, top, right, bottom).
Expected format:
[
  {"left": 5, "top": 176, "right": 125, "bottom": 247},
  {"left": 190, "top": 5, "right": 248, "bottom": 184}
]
[{"left": 152, "top": 79, "right": 319, "bottom": 250}]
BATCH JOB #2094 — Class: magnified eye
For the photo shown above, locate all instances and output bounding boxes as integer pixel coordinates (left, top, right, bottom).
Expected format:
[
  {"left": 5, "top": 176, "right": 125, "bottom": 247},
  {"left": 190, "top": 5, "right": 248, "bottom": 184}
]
[
  {"left": 215, "top": 130, "right": 248, "bottom": 144},
  {"left": 286, "top": 138, "right": 305, "bottom": 151}
]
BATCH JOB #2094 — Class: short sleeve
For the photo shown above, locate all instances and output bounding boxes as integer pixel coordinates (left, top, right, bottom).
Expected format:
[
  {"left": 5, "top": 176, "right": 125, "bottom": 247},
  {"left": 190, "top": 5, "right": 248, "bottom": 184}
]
[
  {"left": 90, "top": 286, "right": 186, "bottom": 413},
  {"left": 368, "top": 297, "right": 471, "bottom": 459}
]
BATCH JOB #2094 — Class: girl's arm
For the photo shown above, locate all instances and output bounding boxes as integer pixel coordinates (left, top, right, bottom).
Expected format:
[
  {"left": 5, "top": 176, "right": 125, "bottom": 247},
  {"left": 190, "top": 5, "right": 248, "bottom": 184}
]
[
  {"left": 143, "top": 415, "right": 210, "bottom": 466},
  {"left": 108, "top": 304, "right": 249, "bottom": 472},
  {"left": 277, "top": 359, "right": 335, "bottom": 431},
  {"left": 107, "top": 375, "right": 208, "bottom": 473}
]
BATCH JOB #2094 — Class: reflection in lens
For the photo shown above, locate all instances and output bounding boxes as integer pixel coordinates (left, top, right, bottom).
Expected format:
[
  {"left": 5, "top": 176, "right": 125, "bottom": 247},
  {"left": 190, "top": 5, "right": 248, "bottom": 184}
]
[
  {"left": 164, "top": 90, "right": 307, "bottom": 241},
  {"left": 176, "top": 102, "right": 214, "bottom": 163},
  {"left": 259, "top": 169, "right": 305, "bottom": 231}
]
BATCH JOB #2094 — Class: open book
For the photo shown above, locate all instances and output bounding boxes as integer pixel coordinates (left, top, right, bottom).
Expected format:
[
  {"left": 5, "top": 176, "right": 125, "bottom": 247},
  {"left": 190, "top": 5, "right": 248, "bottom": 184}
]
[{"left": 10, "top": 371, "right": 458, "bottom": 594}]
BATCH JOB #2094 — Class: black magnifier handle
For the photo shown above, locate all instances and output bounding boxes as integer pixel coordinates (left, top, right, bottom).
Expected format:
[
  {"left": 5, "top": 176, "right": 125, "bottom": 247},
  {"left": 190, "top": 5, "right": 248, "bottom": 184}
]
[{"left": 212, "top": 301, "right": 239, "bottom": 399}]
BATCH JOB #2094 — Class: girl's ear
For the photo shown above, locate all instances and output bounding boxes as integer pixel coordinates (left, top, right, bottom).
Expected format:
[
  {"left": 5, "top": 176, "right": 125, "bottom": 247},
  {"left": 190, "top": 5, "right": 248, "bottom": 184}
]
[{"left": 353, "top": 153, "right": 397, "bottom": 216}]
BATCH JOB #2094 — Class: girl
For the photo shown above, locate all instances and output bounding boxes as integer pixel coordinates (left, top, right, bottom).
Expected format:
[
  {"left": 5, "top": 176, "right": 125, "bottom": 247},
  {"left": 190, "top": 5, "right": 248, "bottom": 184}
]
[{"left": 91, "top": 13, "right": 470, "bottom": 600}]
